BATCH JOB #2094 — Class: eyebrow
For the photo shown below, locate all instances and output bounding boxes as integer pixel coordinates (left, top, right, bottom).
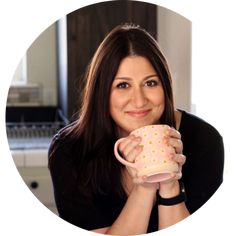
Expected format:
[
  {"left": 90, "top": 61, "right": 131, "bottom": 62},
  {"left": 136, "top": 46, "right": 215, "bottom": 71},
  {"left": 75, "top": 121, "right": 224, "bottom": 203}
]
[{"left": 114, "top": 74, "right": 159, "bottom": 81}]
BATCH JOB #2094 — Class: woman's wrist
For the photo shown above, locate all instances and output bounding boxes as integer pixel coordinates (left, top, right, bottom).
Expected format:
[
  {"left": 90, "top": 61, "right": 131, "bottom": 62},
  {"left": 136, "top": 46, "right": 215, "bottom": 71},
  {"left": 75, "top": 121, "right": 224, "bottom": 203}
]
[
  {"left": 157, "top": 181, "right": 186, "bottom": 206},
  {"left": 158, "top": 180, "right": 180, "bottom": 198},
  {"left": 134, "top": 183, "right": 157, "bottom": 195},
  {"left": 132, "top": 184, "right": 157, "bottom": 203}
]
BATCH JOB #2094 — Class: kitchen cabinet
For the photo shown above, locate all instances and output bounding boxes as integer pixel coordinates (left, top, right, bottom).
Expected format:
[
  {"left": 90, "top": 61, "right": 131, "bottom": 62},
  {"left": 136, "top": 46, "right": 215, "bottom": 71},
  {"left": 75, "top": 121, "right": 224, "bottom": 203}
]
[
  {"left": 11, "top": 148, "right": 58, "bottom": 215},
  {"left": 6, "top": 106, "right": 66, "bottom": 215},
  {"left": 18, "top": 166, "right": 58, "bottom": 215}
]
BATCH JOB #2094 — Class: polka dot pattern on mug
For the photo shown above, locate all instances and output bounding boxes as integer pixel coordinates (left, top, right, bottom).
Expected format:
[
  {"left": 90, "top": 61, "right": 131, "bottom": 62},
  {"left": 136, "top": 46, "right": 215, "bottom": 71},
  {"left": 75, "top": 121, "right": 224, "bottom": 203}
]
[{"left": 131, "top": 125, "right": 178, "bottom": 175}]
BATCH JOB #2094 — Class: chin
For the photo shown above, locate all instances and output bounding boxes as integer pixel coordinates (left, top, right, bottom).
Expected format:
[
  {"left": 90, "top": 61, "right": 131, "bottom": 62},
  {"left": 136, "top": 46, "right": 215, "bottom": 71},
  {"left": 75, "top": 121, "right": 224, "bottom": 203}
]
[
  {"left": 127, "top": 123, "right": 149, "bottom": 133},
  {"left": 118, "top": 120, "right": 158, "bottom": 136}
]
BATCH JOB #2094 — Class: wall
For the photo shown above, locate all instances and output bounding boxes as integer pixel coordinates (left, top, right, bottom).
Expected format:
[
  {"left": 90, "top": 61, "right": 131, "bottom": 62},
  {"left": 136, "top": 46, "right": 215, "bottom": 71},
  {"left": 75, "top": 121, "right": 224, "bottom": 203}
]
[
  {"left": 157, "top": 6, "right": 192, "bottom": 112},
  {"left": 24, "top": 6, "right": 192, "bottom": 111},
  {"left": 26, "top": 23, "right": 57, "bottom": 106}
]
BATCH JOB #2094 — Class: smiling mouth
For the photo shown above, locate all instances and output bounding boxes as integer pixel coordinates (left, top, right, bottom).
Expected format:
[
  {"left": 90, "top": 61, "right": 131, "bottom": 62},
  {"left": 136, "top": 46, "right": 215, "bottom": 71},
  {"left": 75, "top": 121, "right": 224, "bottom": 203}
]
[{"left": 126, "top": 109, "right": 151, "bottom": 117}]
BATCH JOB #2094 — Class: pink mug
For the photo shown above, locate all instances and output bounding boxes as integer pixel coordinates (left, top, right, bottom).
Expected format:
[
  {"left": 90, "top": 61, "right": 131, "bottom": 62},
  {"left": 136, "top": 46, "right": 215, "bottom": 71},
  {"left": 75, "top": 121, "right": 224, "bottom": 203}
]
[{"left": 114, "top": 125, "right": 179, "bottom": 183}]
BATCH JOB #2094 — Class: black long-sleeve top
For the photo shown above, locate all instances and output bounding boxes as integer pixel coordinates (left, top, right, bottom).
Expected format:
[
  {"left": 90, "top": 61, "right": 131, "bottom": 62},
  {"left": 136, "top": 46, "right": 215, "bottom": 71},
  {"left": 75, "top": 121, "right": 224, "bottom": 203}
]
[{"left": 48, "top": 110, "right": 224, "bottom": 232}]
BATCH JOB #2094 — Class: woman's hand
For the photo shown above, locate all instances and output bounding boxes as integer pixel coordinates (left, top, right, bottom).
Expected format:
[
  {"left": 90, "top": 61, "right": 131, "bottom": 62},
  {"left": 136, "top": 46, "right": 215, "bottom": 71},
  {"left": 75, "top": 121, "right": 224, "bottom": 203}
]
[
  {"left": 159, "top": 127, "right": 186, "bottom": 196},
  {"left": 166, "top": 127, "right": 186, "bottom": 179},
  {"left": 118, "top": 135, "right": 158, "bottom": 189},
  {"left": 118, "top": 135, "right": 147, "bottom": 184},
  {"left": 118, "top": 127, "right": 186, "bottom": 191}
]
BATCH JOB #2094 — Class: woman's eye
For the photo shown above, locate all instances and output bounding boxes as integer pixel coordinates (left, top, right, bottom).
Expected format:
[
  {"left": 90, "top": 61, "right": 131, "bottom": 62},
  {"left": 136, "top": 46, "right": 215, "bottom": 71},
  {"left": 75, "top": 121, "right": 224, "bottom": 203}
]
[
  {"left": 116, "top": 82, "right": 129, "bottom": 89},
  {"left": 145, "top": 80, "right": 158, "bottom": 87}
]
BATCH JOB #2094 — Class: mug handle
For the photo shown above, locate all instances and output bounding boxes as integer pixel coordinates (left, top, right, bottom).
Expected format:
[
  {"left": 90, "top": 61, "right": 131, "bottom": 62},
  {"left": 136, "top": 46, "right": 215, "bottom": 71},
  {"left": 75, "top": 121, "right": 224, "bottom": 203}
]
[{"left": 114, "top": 138, "right": 138, "bottom": 169}]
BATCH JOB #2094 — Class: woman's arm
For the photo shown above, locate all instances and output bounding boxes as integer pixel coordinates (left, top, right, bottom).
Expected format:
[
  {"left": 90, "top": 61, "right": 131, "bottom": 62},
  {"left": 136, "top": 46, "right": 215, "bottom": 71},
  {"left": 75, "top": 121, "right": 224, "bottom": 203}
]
[
  {"left": 158, "top": 180, "right": 189, "bottom": 229},
  {"left": 91, "top": 134, "right": 159, "bottom": 235},
  {"left": 93, "top": 184, "right": 157, "bottom": 235},
  {"left": 98, "top": 127, "right": 189, "bottom": 234},
  {"left": 157, "top": 128, "right": 190, "bottom": 229}
]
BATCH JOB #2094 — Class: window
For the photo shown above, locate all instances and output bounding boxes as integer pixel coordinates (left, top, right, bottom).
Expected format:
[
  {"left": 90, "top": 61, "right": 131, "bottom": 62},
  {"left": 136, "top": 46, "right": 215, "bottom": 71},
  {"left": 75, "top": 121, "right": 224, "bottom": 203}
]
[{"left": 11, "top": 55, "right": 27, "bottom": 85}]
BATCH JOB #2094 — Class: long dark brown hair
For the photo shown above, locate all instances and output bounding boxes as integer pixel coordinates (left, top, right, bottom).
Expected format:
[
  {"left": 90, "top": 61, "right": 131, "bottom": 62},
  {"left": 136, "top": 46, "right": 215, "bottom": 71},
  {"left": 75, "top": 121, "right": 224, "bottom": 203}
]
[{"left": 49, "top": 23, "right": 176, "bottom": 197}]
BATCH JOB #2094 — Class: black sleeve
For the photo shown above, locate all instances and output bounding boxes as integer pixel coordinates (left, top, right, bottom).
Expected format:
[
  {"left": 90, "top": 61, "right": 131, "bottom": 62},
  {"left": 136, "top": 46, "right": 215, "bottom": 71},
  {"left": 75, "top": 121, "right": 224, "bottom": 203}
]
[
  {"left": 182, "top": 127, "right": 224, "bottom": 214},
  {"left": 48, "top": 135, "right": 114, "bottom": 230}
]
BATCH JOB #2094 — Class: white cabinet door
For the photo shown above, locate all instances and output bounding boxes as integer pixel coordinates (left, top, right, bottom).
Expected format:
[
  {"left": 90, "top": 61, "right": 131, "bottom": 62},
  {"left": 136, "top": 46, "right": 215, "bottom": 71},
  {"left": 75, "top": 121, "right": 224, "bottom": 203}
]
[{"left": 18, "top": 167, "right": 58, "bottom": 215}]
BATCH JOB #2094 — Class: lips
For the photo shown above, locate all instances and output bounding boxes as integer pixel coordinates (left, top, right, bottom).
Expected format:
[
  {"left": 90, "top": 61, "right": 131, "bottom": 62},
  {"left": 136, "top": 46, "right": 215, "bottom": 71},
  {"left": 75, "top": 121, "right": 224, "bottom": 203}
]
[{"left": 126, "top": 109, "right": 151, "bottom": 117}]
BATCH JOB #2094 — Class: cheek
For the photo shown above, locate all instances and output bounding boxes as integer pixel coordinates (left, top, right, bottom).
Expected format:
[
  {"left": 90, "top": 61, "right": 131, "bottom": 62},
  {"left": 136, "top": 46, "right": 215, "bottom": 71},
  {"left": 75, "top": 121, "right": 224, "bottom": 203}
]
[
  {"left": 150, "top": 89, "right": 165, "bottom": 106},
  {"left": 109, "top": 92, "right": 119, "bottom": 111},
  {"left": 109, "top": 91, "right": 124, "bottom": 118},
  {"left": 110, "top": 90, "right": 128, "bottom": 109}
]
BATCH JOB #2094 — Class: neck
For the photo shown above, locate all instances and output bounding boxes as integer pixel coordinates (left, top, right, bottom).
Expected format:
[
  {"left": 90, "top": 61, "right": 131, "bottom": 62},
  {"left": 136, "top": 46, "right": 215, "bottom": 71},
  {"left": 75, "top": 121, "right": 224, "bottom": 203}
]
[{"left": 174, "top": 110, "right": 182, "bottom": 130}]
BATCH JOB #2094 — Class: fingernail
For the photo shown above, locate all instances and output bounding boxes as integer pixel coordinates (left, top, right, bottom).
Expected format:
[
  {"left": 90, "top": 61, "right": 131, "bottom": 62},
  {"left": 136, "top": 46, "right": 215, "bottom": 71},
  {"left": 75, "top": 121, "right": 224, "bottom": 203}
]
[
  {"left": 165, "top": 130, "right": 170, "bottom": 136},
  {"left": 170, "top": 172, "right": 176, "bottom": 178},
  {"left": 130, "top": 134, "right": 136, "bottom": 139},
  {"left": 136, "top": 137, "right": 142, "bottom": 142},
  {"left": 142, "top": 175, "right": 147, "bottom": 181},
  {"left": 169, "top": 153, "right": 174, "bottom": 159},
  {"left": 138, "top": 145, "right": 144, "bottom": 151},
  {"left": 163, "top": 137, "right": 168, "bottom": 144}
]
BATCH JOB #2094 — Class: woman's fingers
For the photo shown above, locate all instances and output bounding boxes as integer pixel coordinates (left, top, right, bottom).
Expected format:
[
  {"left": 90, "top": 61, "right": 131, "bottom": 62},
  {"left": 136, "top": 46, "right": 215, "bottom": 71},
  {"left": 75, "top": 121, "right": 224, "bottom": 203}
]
[
  {"left": 165, "top": 136, "right": 183, "bottom": 154},
  {"left": 170, "top": 154, "right": 185, "bottom": 181},
  {"left": 126, "top": 145, "right": 143, "bottom": 162},
  {"left": 118, "top": 135, "right": 142, "bottom": 162},
  {"left": 167, "top": 127, "right": 181, "bottom": 139},
  {"left": 118, "top": 135, "right": 134, "bottom": 153},
  {"left": 163, "top": 127, "right": 183, "bottom": 154},
  {"left": 169, "top": 171, "right": 182, "bottom": 180},
  {"left": 163, "top": 154, "right": 185, "bottom": 183},
  {"left": 172, "top": 153, "right": 186, "bottom": 166}
]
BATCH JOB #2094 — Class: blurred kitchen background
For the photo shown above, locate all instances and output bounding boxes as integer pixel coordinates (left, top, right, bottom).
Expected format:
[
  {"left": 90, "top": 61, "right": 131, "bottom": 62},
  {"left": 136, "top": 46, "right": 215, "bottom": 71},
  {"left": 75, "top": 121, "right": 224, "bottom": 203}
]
[{"left": 5, "top": 1, "right": 191, "bottom": 215}]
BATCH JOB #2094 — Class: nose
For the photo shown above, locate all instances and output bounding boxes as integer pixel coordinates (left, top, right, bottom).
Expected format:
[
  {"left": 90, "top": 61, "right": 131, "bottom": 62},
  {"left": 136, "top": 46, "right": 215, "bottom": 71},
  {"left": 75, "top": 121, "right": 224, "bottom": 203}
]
[{"left": 131, "top": 87, "right": 148, "bottom": 108}]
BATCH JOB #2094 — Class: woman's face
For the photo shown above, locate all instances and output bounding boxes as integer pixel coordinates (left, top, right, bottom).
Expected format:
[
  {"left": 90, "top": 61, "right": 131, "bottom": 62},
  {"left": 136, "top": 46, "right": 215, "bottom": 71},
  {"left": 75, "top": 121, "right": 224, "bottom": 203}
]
[{"left": 109, "top": 56, "right": 165, "bottom": 137}]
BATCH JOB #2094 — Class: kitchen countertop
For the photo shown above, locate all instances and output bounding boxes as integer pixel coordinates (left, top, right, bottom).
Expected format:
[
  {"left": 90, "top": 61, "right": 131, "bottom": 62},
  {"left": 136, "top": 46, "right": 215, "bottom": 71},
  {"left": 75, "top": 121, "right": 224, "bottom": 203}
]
[{"left": 11, "top": 149, "right": 48, "bottom": 167}]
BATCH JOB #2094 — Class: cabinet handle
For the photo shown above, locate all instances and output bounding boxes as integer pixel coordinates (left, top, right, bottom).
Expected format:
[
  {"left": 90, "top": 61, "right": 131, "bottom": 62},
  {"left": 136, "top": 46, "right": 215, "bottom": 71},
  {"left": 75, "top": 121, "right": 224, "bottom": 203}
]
[{"left": 30, "top": 181, "right": 39, "bottom": 189}]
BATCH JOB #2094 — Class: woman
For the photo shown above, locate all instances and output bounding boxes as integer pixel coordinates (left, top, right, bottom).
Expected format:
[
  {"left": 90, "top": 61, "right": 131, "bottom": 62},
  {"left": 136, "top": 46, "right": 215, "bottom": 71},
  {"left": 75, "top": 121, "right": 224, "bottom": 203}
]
[{"left": 48, "top": 24, "right": 224, "bottom": 234}]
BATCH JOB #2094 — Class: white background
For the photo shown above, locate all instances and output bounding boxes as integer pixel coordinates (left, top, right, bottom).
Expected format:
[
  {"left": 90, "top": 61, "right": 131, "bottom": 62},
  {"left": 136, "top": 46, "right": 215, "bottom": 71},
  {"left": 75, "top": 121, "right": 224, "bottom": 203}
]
[{"left": 0, "top": 0, "right": 236, "bottom": 235}]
